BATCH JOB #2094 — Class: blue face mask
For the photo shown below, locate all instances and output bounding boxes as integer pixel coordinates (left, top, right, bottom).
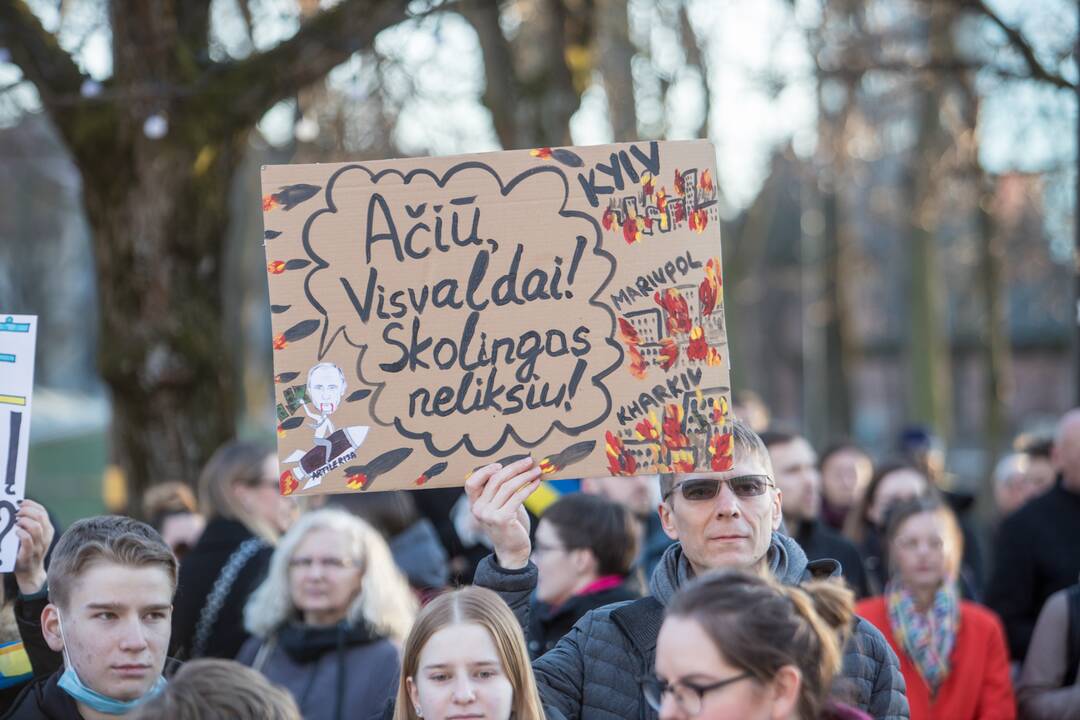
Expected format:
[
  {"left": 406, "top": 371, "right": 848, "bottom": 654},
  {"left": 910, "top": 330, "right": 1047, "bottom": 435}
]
[{"left": 56, "top": 613, "right": 167, "bottom": 715}]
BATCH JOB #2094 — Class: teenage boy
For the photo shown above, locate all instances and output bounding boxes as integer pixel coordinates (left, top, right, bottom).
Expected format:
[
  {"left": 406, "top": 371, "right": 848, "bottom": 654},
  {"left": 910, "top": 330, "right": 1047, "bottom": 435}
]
[{"left": 4, "top": 516, "right": 176, "bottom": 720}]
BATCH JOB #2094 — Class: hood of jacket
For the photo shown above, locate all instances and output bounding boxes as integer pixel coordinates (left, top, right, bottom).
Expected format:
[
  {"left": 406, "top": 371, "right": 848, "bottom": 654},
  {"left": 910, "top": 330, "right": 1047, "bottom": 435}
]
[
  {"left": 390, "top": 518, "right": 450, "bottom": 590},
  {"left": 649, "top": 531, "right": 811, "bottom": 606}
]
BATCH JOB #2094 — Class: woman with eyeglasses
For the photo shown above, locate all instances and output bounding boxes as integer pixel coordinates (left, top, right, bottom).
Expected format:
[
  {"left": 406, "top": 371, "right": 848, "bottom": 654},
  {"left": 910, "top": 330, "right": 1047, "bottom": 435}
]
[
  {"left": 172, "top": 440, "right": 299, "bottom": 660},
  {"left": 647, "top": 569, "right": 871, "bottom": 720},
  {"left": 238, "top": 508, "right": 418, "bottom": 720},
  {"left": 529, "top": 493, "right": 642, "bottom": 658},
  {"left": 854, "top": 496, "right": 1014, "bottom": 720}
]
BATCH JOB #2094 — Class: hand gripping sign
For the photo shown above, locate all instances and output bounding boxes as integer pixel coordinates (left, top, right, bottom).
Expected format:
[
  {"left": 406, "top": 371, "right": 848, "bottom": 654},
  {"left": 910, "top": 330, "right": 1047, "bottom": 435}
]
[
  {"left": 0, "top": 315, "right": 36, "bottom": 568},
  {"left": 262, "top": 141, "right": 733, "bottom": 495}
]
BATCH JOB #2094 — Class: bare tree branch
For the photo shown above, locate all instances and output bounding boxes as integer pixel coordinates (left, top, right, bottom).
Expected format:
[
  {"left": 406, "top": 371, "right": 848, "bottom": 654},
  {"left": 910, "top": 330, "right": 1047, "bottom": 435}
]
[
  {"left": 0, "top": 0, "right": 86, "bottom": 104},
  {"left": 954, "top": 0, "right": 1075, "bottom": 90},
  {"left": 176, "top": 0, "right": 214, "bottom": 61},
  {"left": 201, "top": 0, "right": 411, "bottom": 135},
  {"left": 819, "top": 57, "right": 1073, "bottom": 87}
]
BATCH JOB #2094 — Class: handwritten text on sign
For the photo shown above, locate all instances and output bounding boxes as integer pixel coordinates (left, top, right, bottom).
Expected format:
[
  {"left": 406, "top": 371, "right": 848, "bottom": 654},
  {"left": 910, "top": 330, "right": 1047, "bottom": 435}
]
[{"left": 262, "top": 141, "right": 732, "bottom": 494}]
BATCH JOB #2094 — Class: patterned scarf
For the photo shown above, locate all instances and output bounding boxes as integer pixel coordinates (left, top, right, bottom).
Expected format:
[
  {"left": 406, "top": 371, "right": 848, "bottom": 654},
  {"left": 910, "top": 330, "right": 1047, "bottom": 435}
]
[{"left": 885, "top": 579, "right": 959, "bottom": 695}]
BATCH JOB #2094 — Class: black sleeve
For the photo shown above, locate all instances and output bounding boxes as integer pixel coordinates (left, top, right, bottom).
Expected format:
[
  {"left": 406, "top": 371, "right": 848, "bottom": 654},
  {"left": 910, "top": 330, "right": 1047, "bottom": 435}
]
[
  {"left": 13, "top": 591, "right": 62, "bottom": 677},
  {"left": 985, "top": 512, "right": 1038, "bottom": 660}
]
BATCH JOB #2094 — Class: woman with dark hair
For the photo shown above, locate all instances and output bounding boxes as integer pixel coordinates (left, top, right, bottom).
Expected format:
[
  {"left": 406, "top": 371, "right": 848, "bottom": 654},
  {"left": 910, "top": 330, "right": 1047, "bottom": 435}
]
[
  {"left": 528, "top": 493, "right": 641, "bottom": 658},
  {"left": 855, "top": 496, "right": 1014, "bottom": 720},
  {"left": 172, "top": 440, "right": 298, "bottom": 660},
  {"left": 818, "top": 442, "right": 873, "bottom": 531},
  {"left": 844, "top": 462, "right": 930, "bottom": 596},
  {"left": 649, "top": 569, "right": 867, "bottom": 719}
]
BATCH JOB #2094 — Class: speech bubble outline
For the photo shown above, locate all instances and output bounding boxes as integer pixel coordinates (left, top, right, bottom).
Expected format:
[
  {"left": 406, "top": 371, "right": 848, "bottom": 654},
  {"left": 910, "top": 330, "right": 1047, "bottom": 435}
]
[{"left": 294, "top": 159, "right": 624, "bottom": 458}]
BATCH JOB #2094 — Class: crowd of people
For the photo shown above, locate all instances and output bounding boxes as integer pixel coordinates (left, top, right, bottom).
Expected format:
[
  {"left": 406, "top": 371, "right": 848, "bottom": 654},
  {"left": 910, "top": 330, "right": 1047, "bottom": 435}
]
[{"left": 0, "top": 403, "right": 1076, "bottom": 720}]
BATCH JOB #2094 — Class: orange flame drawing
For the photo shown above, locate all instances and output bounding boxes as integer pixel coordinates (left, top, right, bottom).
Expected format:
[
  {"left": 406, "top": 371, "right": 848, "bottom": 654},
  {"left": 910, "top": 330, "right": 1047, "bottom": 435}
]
[
  {"left": 530, "top": 147, "right": 553, "bottom": 160},
  {"left": 635, "top": 413, "right": 661, "bottom": 443},
  {"left": 276, "top": 424, "right": 286, "bottom": 439},
  {"left": 279, "top": 470, "right": 298, "bottom": 496},
  {"left": 622, "top": 215, "right": 641, "bottom": 245},
  {"left": 674, "top": 169, "right": 686, "bottom": 196},
  {"left": 655, "top": 288, "right": 691, "bottom": 335},
  {"left": 618, "top": 317, "right": 641, "bottom": 346},
  {"left": 671, "top": 450, "right": 695, "bottom": 473},
  {"left": 602, "top": 206, "right": 616, "bottom": 231},
  {"left": 689, "top": 208, "right": 708, "bottom": 233},
  {"left": 605, "top": 431, "right": 639, "bottom": 476},
  {"left": 627, "top": 344, "right": 647, "bottom": 379},
  {"left": 538, "top": 457, "right": 558, "bottom": 475},
  {"left": 711, "top": 396, "right": 729, "bottom": 424},
  {"left": 641, "top": 172, "right": 655, "bottom": 197},
  {"left": 662, "top": 403, "right": 689, "bottom": 450},
  {"left": 267, "top": 260, "right": 286, "bottom": 275},
  {"left": 672, "top": 201, "right": 686, "bottom": 223},
  {"left": 262, "top": 194, "right": 280, "bottom": 212},
  {"left": 687, "top": 326, "right": 708, "bottom": 361},
  {"left": 659, "top": 337, "right": 679, "bottom": 370},
  {"left": 345, "top": 472, "right": 369, "bottom": 491},
  {"left": 699, "top": 257, "right": 722, "bottom": 316},
  {"left": 272, "top": 334, "right": 288, "bottom": 351},
  {"left": 709, "top": 432, "right": 734, "bottom": 472},
  {"left": 706, "top": 347, "right": 723, "bottom": 367},
  {"left": 699, "top": 168, "right": 714, "bottom": 194}
]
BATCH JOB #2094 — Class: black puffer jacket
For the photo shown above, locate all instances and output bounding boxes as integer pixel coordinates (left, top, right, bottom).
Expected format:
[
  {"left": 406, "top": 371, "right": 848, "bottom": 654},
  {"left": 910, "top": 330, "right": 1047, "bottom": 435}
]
[
  {"left": 2, "top": 672, "right": 83, "bottom": 720},
  {"left": 527, "top": 577, "right": 642, "bottom": 659},
  {"left": 475, "top": 533, "right": 909, "bottom": 720}
]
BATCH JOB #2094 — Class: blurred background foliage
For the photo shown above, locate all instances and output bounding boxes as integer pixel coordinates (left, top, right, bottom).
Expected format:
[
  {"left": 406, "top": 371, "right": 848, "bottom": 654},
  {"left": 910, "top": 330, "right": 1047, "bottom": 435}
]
[{"left": 0, "top": 0, "right": 1074, "bottom": 522}]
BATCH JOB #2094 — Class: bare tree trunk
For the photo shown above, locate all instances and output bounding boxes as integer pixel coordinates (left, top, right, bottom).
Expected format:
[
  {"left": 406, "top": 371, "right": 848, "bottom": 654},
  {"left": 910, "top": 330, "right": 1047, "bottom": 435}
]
[
  {"left": 678, "top": 3, "right": 710, "bottom": 140},
  {"left": 463, "top": 0, "right": 586, "bottom": 148},
  {"left": 0, "top": 0, "right": 407, "bottom": 510},
  {"left": 955, "top": 74, "right": 1010, "bottom": 505},
  {"left": 906, "top": 4, "right": 955, "bottom": 441},
  {"left": 806, "top": 0, "right": 862, "bottom": 443},
  {"left": 597, "top": 0, "right": 637, "bottom": 141}
]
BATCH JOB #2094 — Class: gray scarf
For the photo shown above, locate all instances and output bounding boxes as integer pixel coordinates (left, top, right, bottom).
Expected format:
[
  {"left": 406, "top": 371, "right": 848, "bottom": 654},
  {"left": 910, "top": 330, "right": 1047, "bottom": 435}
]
[{"left": 649, "top": 531, "right": 810, "bottom": 606}]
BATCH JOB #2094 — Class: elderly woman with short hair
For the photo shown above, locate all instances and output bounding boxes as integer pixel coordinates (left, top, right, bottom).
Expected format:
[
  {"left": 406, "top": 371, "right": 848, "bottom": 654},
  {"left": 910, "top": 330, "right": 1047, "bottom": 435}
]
[{"left": 238, "top": 508, "right": 417, "bottom": 720}]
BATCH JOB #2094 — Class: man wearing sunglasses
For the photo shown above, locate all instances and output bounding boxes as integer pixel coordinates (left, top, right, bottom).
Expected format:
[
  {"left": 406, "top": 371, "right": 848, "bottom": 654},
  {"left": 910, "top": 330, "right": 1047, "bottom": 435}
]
[{"left": 467, "top": 418, "right": 908, "bottom": 720}]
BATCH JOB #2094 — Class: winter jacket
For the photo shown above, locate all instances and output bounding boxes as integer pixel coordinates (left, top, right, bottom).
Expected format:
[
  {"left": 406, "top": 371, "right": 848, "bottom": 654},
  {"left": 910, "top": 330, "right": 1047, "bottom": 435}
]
[
  {"left": 856, "top": 596, "right": 1015, "bottom": 720},
  {"left": 986, "top": 477, "right": 1080, "bottom": 661},
  {"left": 13, "top": 592, "right": 60, "bottom": 681},
  {"left": 528, "top": 577, "right": 642, "bottom": 659},
  {"left": 171, "top": 517, "right": 273, "bottom": 660},
  {"left": 475, "top": 533, "right": 909, "bottom": 720},
  {"left": 795, "top": 519, "right": 870, "bottom": 598},
  {"left": 1, "top": 672, "right": 83, "bottom": 720},
  {"left": 1015, "top": 585, "right": 1080, "bottom": 720},
  {"left": 0, "top": 590, "right": 63, "bottom": 714},
  {"left": 237, "top": 621, "right": 399, "bottom": 720}
]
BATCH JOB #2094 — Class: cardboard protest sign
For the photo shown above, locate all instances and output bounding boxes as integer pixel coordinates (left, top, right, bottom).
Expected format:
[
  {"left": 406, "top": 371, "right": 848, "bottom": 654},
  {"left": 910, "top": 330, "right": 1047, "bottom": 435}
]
[
  {"left": 0, "top": 315, "right": 36, "bottom": 569},
  {"left": 261, "top": 140, "right": 732, "bottom": 495}
]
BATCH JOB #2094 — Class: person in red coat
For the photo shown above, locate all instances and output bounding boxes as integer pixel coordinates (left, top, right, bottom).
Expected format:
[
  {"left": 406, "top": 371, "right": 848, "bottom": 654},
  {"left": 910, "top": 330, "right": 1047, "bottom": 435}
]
[{"left": 855, "top": 495, "right": 1015, "bottom": 720}]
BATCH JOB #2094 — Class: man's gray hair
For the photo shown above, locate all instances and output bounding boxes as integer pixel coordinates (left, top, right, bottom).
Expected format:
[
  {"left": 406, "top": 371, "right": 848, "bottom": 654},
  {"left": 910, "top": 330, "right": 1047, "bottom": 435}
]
[
  {"left": 306, "top": 361, "right": 345, "bottom": 385},
  {"left": 659, "top": 418, "right": 773, "bottom": 498}
]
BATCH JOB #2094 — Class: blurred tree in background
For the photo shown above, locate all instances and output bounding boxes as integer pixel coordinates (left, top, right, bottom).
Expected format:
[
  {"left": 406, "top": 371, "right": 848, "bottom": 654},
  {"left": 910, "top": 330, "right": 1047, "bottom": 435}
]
[{"left": 0, "top": 0, "right": 1074, "bottom": 514}]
